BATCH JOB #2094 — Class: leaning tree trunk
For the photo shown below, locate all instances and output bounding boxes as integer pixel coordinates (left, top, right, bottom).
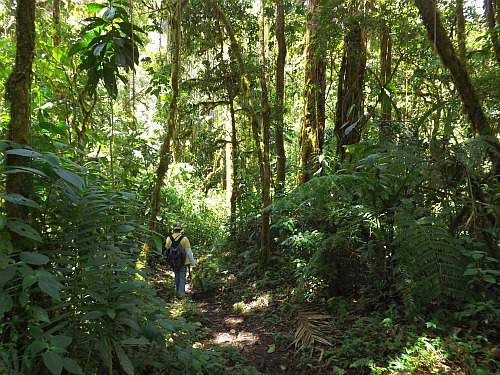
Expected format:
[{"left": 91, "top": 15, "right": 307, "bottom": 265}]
[
  {"left": 275, "top": 0, "right": 286, "bottom": 194},
  {"left": 414, "top": 0, "right": 499, "bottom": 173},
  {"left": 53, "top": 0, "right": 61, "bottom": 46},
  {"left": 297, "top": 0, "right": 326, "bottom": 184},
  {"left": 379, "top": 18, "right": 392, "bottom": 141},
  {"left": 259, "top": 0, "right": 272, "bottom": 266},
  {"left": 485, "top": 0, "right": 500, "bottom": 64},
  {"left": 5, "top": 0, "right": 36, "bottom": 225},
  {"left": 456, "top": 0, "right": 466, "bottom": 65},
  {"left": 415, "top": 0, "right": 496, "bottom": 136},
  {"left": 334, "top": 17, "right": 367, "bottom": 160},
  {"left": 148, "top": 0, "right": 181, "bottom": 232}
]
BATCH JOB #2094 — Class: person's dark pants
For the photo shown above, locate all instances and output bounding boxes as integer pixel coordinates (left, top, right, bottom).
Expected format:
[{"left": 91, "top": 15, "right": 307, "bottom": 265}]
[{"left": 174, "top": 265, "right": 187, "bottom": 296}]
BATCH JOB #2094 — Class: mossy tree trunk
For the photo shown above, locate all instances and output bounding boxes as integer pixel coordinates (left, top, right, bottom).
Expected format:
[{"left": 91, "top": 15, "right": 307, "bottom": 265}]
[
  {"left": 379, "top": 18, "right": 392, "bottom": 141},
  {"left": 485, "top": 0, "right": 500, "bottom": 65},
  {"left": 149, "top": 0, "right": 182, "bottom": 232},
  {"left": 275, "top": 0, "right": 286, "bottom": 194},
  {"left": 259, "top": 0, "right": 271, "bottom": 265},
  {"left": 334, "top": 16, "right": 367, "bottom": 160},
  {"left": 53, "top": 0, "right": 61, "bottom": 46},
  {"left": 456, "top": 0, "right": 466, "bottom": 65},
  {"left": 414, "top": 0, "right": 499, "bottom": 173},
  {"left": 297, "top": 0, "right": 326, "bottom": 184},
  {"left": 5, "top": 0, "right": 36, "bottom": 225}
]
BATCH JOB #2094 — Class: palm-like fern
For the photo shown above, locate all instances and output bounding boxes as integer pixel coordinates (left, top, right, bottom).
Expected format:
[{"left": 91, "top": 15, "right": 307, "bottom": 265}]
[
  {"left": 394, "top": 212, "right": 467, "bottom": 308},
  {"left": 293, "top": 307, "right": 333, "bottom": 351}
]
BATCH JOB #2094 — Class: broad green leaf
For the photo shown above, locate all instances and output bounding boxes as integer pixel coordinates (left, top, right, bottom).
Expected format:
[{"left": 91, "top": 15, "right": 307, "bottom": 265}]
[
  {"left": 20, "top": 251, "right": 49, "bottom": 265},
  {"left": 121, "top": 337, "right": 149, "bottom": 346},
  {"left": 267, "top": 343, "right": 276, "bottom": 353},
  {"left": 106, "top": 309, "right": 116, "bottom": 320},
  {"left": 42, "top": 351, "right": 64, "bottom": 375},
  {"left": 0, "top": 266, "right": 16, "bottom": 287},
  {"left": 32, "top": 306, "right": 50, "bottom": 323},
  {"left": 93, "top": 43, "right": 106, "bottom": 56},
  {"left": 27, "top": 339, "right": 48, "bottom": 354},
  {"left": 54, "top": 168, "right": 84, "bottom": 190},
  {"left": 51, "top": 335, "right": 72, "bottom": 349},
  {"left": 38, "top": 273, "right": 62, "bottom": 300},
  {"left": 63, "top": 358, "right": 83, "bottom": 375},
  {"left": 52, "top": 47, "right": 64, "bottom": 63},
  {"left": 113, "top": 341, "right": 134, "bottom": 375},
  {"left": 87, "top": 3, "right": 106, "bottom": 13},
  {"left": 482, "top": 274, "right": 496, "bottom": 283},
  {"left": 117, "top": 224, "right": 134, "bottom": 233},
  {"left": 6, "top": 220, "right": 42, "bottom": 242},
  {"left": 42, "top": 152, "right": 60, "bottom": 167},
  {"left": 0, "top": 292, "right": 13, "bottom": 316},
  {"left": 23, "top": 274, "right": 38, "bottom": 290},
  {"left": 0, "top": 215, "right": 6, "bottom": 229},
  {"left": 4, "top": 166, "right": 48, "bottom": 178},
  {"left": 5, "top": 148, "right": 42, "bottom": 158},
  {"left": 463, "top": 268, "right": 479, "bottom": 276},
  {"left": 0, "top": 193, "right": 40, "bottom": 209},
  {"left": 0, "top": 140, "right": 12, "bottom": 150}
]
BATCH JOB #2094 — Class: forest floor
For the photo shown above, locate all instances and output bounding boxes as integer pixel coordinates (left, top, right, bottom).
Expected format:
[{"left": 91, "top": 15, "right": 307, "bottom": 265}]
[
  {"left": 152, "top": 264, "right": 312, "bottom": 374},
  {"left": 151, "top": 262, "right": 496, "bottom": 375}
]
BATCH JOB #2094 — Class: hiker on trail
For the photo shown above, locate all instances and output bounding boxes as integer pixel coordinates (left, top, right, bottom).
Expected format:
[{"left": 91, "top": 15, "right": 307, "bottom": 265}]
[{"left": 165, "top": 223, "right": 196, "bottom": 296}]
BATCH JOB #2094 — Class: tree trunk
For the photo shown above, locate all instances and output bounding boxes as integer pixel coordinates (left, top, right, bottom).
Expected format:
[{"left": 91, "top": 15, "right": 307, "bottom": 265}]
[
  {"left": 297, "top": 0, "right": 326, "bottom": 184},
  {"left": 259, "top": 0, "right": 271, "bottom": 265},
  {"left": 207, "top": 0, "right": 265, "bottom": 196},
  {"left": 5, "top": 0, "right": 36, "bottom": 224},
  {"left": 379, "top": 19, "right": 392, "bottom": 141},
  {"left": 456, "top": 0, "right": 466, "bottom": 64},
  {"left": 275, "top": 0, "right": 286, "bottom": 194},
  {"left": 415, "top": 0, "right": 493, "bottom": 136},
  {"left": 53, "top": 0, "right": 61, "bottom": 46},
  {"left": 485, "top": 0, "right": 500, "bottom": 64},
  {"left": 148, "top": 0, "right": 181, "bottom": 231},
  {"left": 334, "top": 18, "right": 367, "bottom": 160},
  {"left": 228, "top": 97, "right": 238, "bottom": 235},
  {"left": 414, "top": 0, "right": 499, "bottom": 174}
]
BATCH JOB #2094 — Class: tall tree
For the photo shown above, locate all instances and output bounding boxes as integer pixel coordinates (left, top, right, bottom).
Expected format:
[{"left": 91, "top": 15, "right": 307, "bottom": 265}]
[
  {"left": 379, "top": 14, "right": 392, "bottom": 141},
  {"left": 485, "top": 0, "right": 500, "bottom": 64},
  {"left": 456, "top": 0, "right": 466, "bottom": 64},
  {"left": 297, "top": 0, "right": 326, "bottom": 184},
  {"left": 5, "top": 0, "right": 36, "bottom": 224},
  {"left": 149, "top": 0, "right": 182, "bottom": 231},
  {"left": 334, "top": 13, "right": 367, "bottom": 160},
  {"left": 275, "top": 0, "right": 286, "bottom": 194},
  {"left": 53, "top": 0, "right": 61, "bottom": 46},
  {"left": 414, "top": 0, "right": 499, "bottom": 173},
  {"left": 259, "top": 0, "right": 271, "bottom": 265},
  {"left": 414, "top": 0, "right": 493, "bottom": 137}
]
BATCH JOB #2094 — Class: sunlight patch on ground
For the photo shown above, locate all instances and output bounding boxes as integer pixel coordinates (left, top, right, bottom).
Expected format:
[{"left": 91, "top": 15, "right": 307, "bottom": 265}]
[
  {"left": 232, "top": 293, "right": 270, "bottom": 315},
  {"left": 224, "top": 316, "right": 244, "bottom": 326},
  {"left": 213, "top": 330, "right": 259, "bottom": 346},
  {"left": 384, "top": 336, "right": 450, "bottom": 374}
]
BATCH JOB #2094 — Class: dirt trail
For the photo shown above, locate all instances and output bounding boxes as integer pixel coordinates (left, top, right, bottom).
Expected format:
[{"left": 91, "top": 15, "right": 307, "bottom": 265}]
[
  {"left": 192, "top": 295, "right": 293, "bottom": 374},
  {"left": 153, "top": 265, "right": 299, "bottom": 373}
]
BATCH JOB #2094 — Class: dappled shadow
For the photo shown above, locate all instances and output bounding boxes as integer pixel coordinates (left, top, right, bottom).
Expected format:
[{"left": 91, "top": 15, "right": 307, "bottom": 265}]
[{"left": 195, "top": 297, "right": 294, "bottom": 374}]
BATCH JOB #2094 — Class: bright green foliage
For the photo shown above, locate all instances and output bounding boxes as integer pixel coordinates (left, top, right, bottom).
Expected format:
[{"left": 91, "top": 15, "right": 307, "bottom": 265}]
[{"left": 70, "top": 1, "right": 144, "bottom": 98}]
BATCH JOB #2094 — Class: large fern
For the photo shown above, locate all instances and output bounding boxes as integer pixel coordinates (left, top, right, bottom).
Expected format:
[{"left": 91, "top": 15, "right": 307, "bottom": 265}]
[{"left": 394, "top": 212, "right": 467, "bottom": 309}]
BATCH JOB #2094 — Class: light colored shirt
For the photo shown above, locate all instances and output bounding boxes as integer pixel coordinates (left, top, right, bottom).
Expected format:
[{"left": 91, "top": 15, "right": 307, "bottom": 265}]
[{"left": 165, "top": 232, "right": 196, "bottom": 266}]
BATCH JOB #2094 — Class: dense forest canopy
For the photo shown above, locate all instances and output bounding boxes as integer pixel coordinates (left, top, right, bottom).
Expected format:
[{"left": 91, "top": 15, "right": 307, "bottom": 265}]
[{"left": 0, "top": 0, "right": 499, "bottom": 374}]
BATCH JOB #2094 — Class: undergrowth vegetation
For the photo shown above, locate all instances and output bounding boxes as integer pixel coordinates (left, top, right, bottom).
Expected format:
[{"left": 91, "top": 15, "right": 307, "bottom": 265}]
[{"left": 228, "top": 138, "right": 499, "bottom": 373}]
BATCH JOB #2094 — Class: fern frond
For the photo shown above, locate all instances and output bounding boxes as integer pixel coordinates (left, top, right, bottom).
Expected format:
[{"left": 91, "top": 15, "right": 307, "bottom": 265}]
[
  {"left": 394, "top": 213, "right": 467, "bottom": 308},
  {"left": 293, "top": 307, "right": 333, "bottom": 350}
]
